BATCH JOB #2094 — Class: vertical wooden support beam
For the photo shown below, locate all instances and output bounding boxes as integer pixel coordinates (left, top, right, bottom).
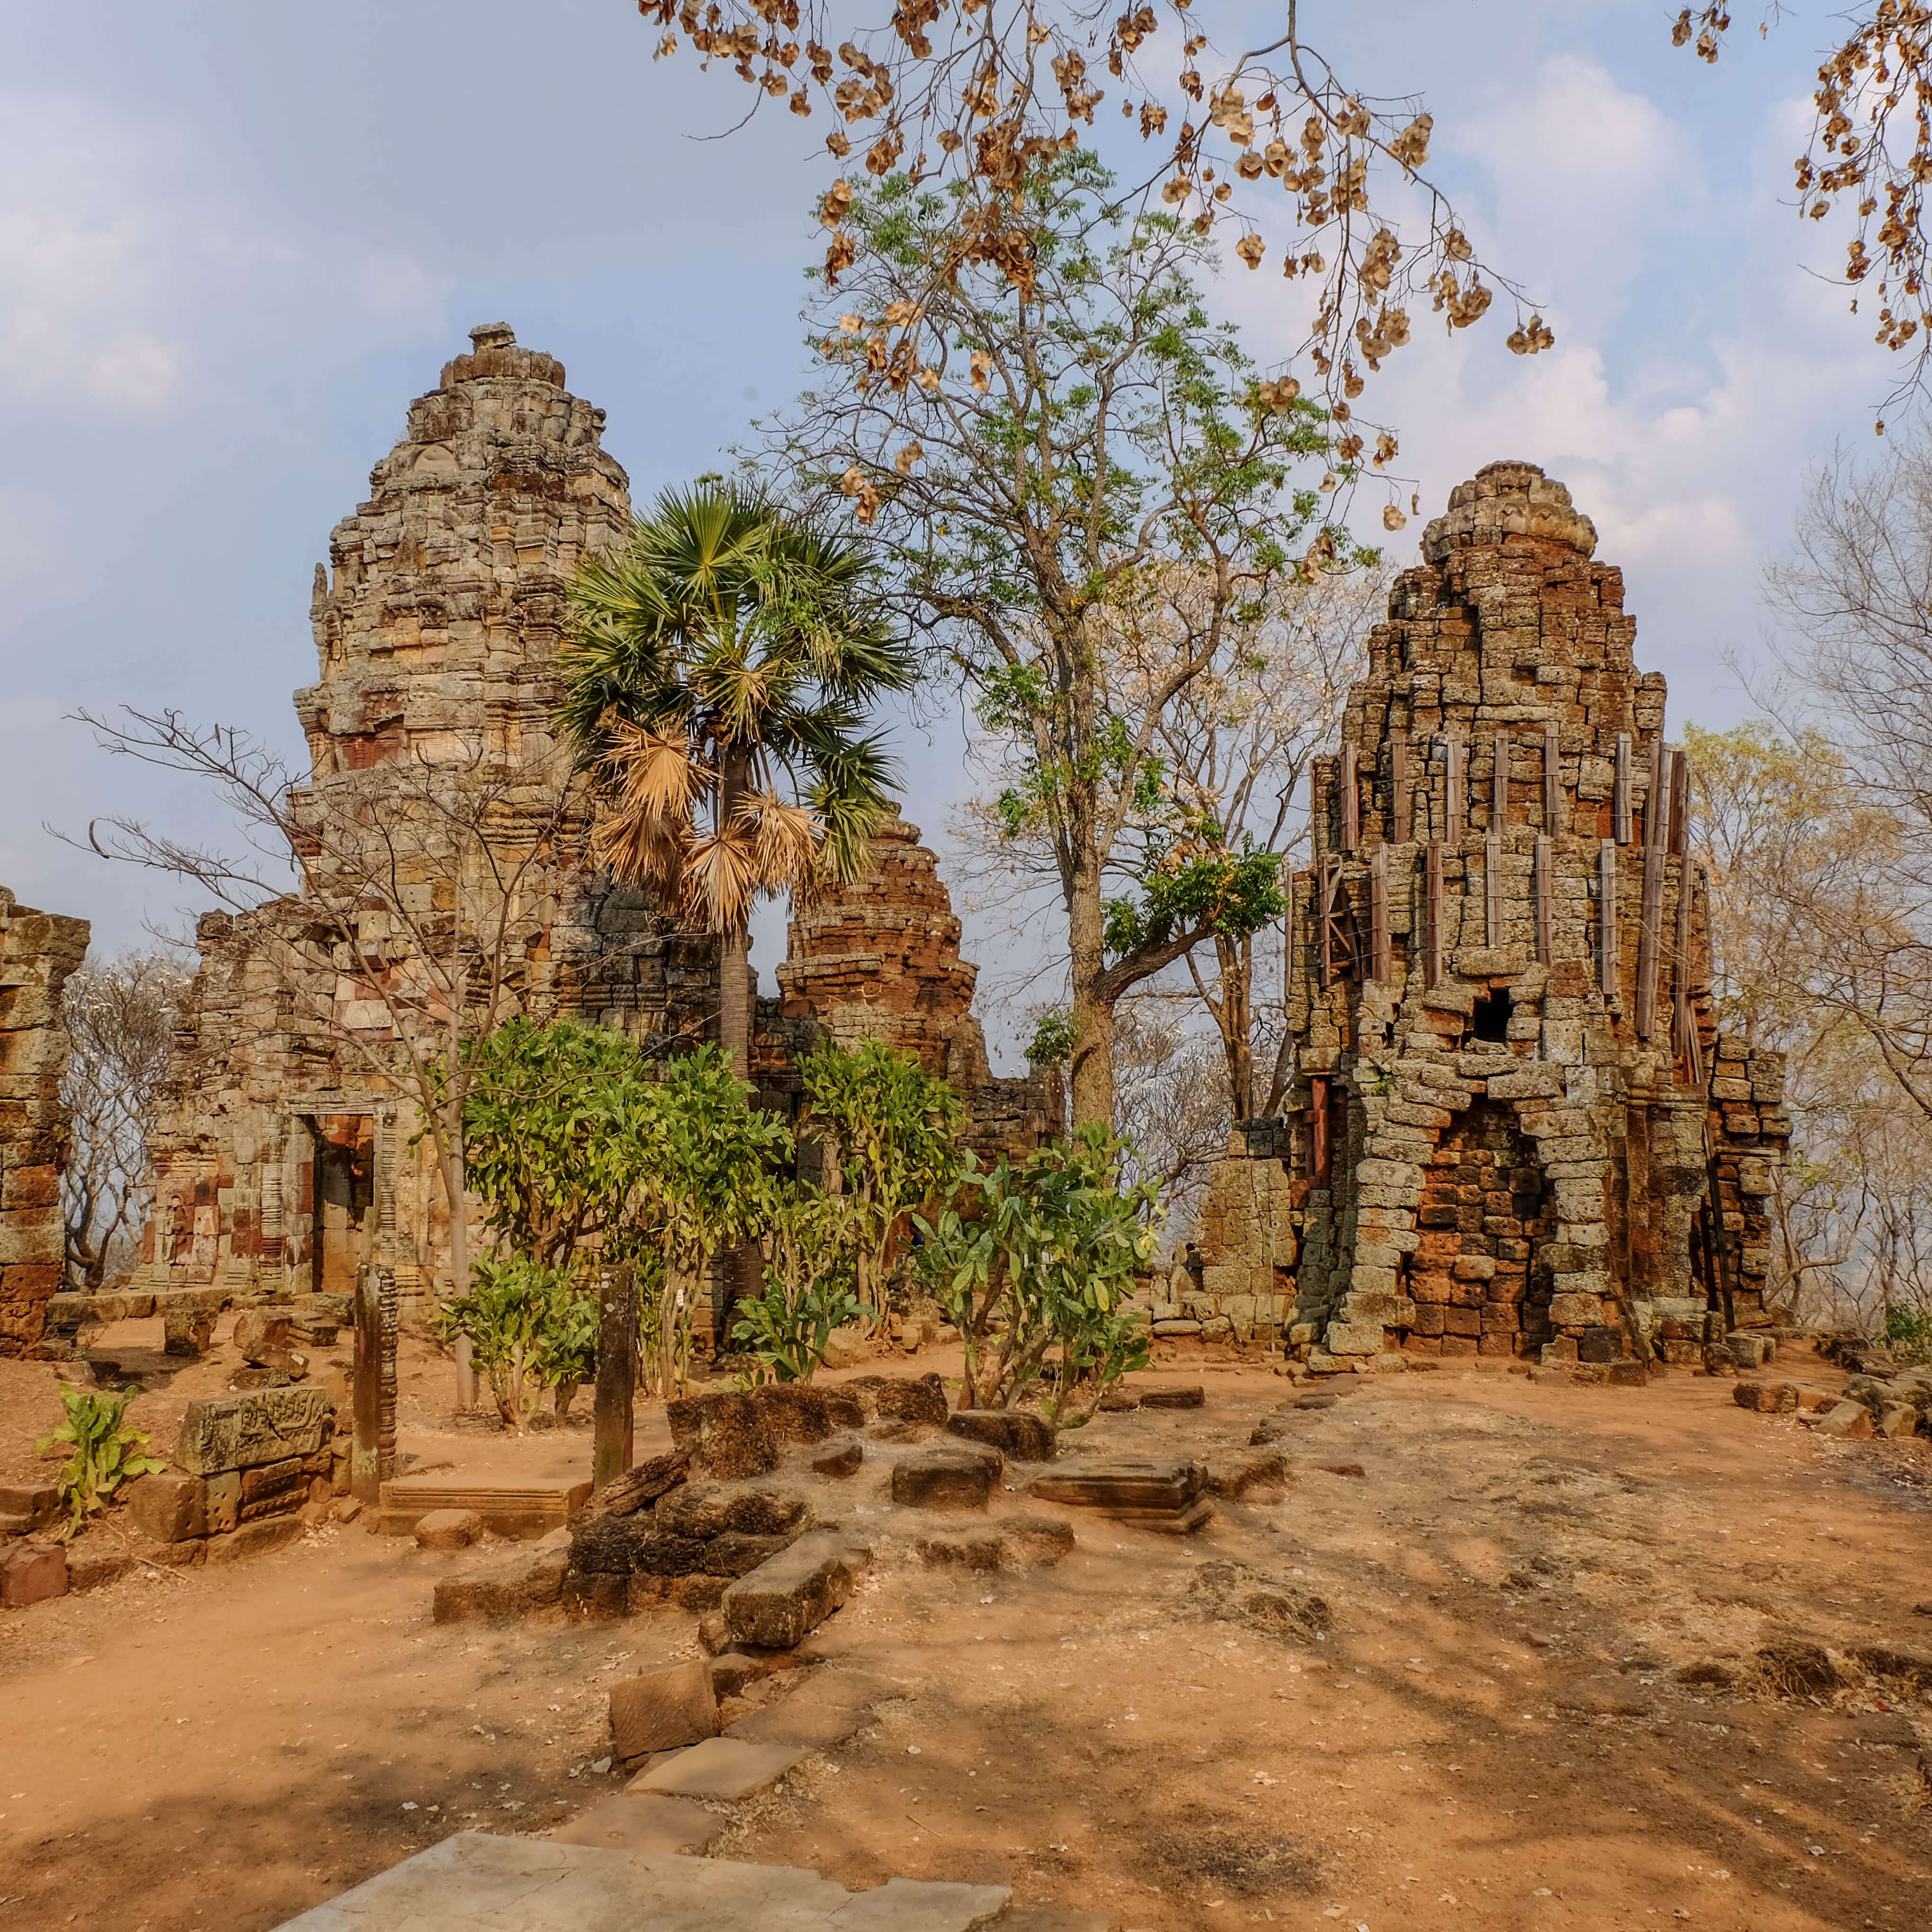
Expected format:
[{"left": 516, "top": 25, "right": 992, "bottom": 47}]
[
  {"left": 593, "top": 1264, "right": 637, "bottom": 1494},
  {"left": 1370, "top": 843, "right": 1390, "bottom": 982},
  {"left": 1318, "top": 861, "right": 1334, "bottom": 984},
  {"left": 1310, "top": 764, "right": 1327, "bottom": 860},
  {"left": 1310, "top": 1075, "right": 1331, "bottom": 1188},
  {"left": 1543, "top": 722, "right": 1562, "bottom": 832},
  {"left": 1672, "top": 853, "right": 1700, "bottom": 1083},
  {"left": 1636, "top": 746, "right": 1671, "bottom": 1038},
  {"left": 1425, "top": 841, "right": 1444, "bottom": 987},
  {"left": 1340, "top": 742, "right": 1360, "bottom": 851},
  {"left": 1670, "top": 745, "right": 1691, "bottom": 859},
  {"left": 1445, "top": 735, "right": 1464, "bottom": 844},
  {"left": 1614, "top": 733, "right": 1632, "bottom": 844},
  {"left": 1598, "top": 839, "right": 1619, "bottom": 998},
  {"left": 1534, "top": 834, "right": 1554, "bottom": 966},
  {"left": 1391, "top": 729, "right": 1410, "bottom": 843},
  {"left": 1491, "top": 732, "right": 1509, "bottom": 830},
  {"left": 1485, "top": 833, "right": 1503, "bottom": 947}
]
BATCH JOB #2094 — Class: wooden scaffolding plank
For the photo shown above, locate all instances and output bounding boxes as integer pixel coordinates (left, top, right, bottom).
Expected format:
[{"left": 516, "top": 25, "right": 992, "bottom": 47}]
[
  {"left": 1670, "top": 742, "right": 1691, "bottom": 858},
  {"left": 1673, "top": 854, "right": 1702, "bottom": 1083},
  {"left": 1485, "top": 833, "right": 1503, "bottom": 947},
  {"left": 1534, "top": 834, "right": 1554, "bottom": 966},
  {"left": 1614, "top": 732, "right": 1632, "bottom": 845},
  {"left": 1425, "top": 840, "right": 1444, "bottom": 986},
  {"left": 1543, "top": 721, "right": 1562, "bottom": 832},
  {"left": 1636, "top": 745, "right": 1672, "bottom": 1038},
  {"left": 1370, "top": 843, "right": 1390, "bottom": 982},
  {"left": 1340, "top": 742, "right": 1360, "bottom": 851},
  {"left": 1491, "top": 731, "right": 1509, "bottom": 831},
  {"left": 1391, "top": 728, "right": 1410, "bottom": 844},
  {"left": 1598, "top": 838, "right": 1618, "bottom": 997},
  {"left": 1445, "top": 734, "right": 1464, "bottom": 844},
  {"left": 1310, "top": 1074, "right": 1331, "bottom": 1187}
]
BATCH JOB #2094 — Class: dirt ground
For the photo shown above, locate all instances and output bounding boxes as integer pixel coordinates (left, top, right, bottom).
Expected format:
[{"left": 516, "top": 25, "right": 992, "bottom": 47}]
[{"left": 2, "top": 1330, "right": 1929, "bottom": 1932}]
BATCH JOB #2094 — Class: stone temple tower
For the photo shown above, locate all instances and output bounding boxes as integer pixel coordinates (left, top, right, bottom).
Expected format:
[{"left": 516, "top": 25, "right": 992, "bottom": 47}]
[{"left": 1268, "top": 461, "right": 1789, "bottom": 1369}]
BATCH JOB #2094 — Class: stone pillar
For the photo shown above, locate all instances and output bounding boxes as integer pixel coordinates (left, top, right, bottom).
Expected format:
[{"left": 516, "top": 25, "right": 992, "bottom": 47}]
[{"left": 0, "top": 888, "right": 89, "bottom": 1358}]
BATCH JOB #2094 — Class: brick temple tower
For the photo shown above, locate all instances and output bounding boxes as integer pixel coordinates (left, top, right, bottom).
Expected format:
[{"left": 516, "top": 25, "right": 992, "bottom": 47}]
[{"left": 1274, "top": 461, "right": 1789, "bottom": 1368}]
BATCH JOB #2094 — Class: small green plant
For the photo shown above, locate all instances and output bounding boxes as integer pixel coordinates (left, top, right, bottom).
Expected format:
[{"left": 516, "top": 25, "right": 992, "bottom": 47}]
[
  {"left": 36, "top": 1384, "right": 164, "bottom": 1538},
  {"left": 732, "top": 1183, "right": 861, "bottom": 1382},
  {"left": 1883, "top": 1303, "right": 1932, "bottom": 1364},
  {"left": 435, "top": 1255, "right": 579, "bottom": 1430},
  {"left": 537, "top": 1278, "right": 600, "bottom": 1417}
]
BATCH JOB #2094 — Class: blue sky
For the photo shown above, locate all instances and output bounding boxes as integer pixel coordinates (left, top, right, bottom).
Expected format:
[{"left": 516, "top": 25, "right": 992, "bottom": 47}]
[{"left": 0, "top": 2, "right": 1898, "bottom": 1061}]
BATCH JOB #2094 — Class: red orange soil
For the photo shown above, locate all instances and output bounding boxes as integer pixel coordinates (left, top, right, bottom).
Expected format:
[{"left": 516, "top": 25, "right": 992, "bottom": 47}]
[{"left": 2, "top": 1339, "right": 1928, "bottom": 1931}]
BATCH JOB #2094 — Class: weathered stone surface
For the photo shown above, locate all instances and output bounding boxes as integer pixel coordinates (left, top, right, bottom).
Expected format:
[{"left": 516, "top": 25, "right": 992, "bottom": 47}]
[
  {"left": 547, "top": 1792, "right": 724, "bottom": 1856},
  {"left": 125, "top": 1470, "right": 211, "bottom": 1544},
  {"left": 432, "top": 1539, "right": 570, "bottom": 1625},
  {"left": 915, "top": 1517, "right": 1075, "bottom": 1570},
  {"left": 582, "top": 1449, "right": 689, "bottom": 1521},
  {"left": 842, "top": 1372, "right": 949, "bottom": 1426},
  {"left": 626, "top": 1737, "right": 809, "bottom": 1802},
  {"left": 414, "top": 1508, "right": 483, "bottom": 1552},
  {"left": 0, "top": 1479, "right": 62, "bottom": 1537},
  {"left": 0, "top": 1539, "right": 67, "bottom": 1607},
  {"left": 666, "top": 1391, "right": 779, "bottom": 1480},
  {"left": 890, "top": 1444, "right": 1002, "bottom": 1511},
  {"left": 175, "top": 1386, "right": 332, "bottom": 1475},
  {"left": 608, "top": 1660, "right": 719, "bottom": 1762},
  {"left": 204, "top": 1515, "right": 304, "bottom": 1565},
  {"left": 1206, "top": 1449, "right": 1290, "bottom": 1501},
  {"left": 945, "top": 1409, "right": 1056, "bottom": 1461},
  {"left": 702, "top": 1531, "right": 795, "bottom": 1579},
  {"left": 0, "top": 889, "right": 88, "bottom": 1359},
  {"left": 1028, "top": 1459, "right": 1207, "bottom": 1513},
  {"left": 721, "top": 1531, "right": 865, "bottom": 1648},
  {"left": 729, "top": 1666, "right": 895, "bottom": 1749},
  {"left": 810, "top": 1435, "right": 864, "bottom": 1477},
  {"left": 1134, "top": 1383, "right": 1205, "bottom": 1410},
  {"left": 1813, "top": 1400, "right": 1874, "bottom": 1440},
  {"left": 233, "top": 1308, "right": 295, "bottom": 1363},
  {"left": 655, "top": 1484, "right": 808, "bottom": 1541}
]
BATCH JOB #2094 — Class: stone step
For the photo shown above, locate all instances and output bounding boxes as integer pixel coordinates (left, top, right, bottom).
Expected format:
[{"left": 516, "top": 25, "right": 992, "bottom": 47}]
[
  {"left": 376, "top": 1475, "right": 590, "bottom": 1539},
  {"left": 1025, "top": 1458, "right": 1206, "bottom": 1513},
  {"left": 272, "top": 1832, "right": 1021, "bottom": 1930}
]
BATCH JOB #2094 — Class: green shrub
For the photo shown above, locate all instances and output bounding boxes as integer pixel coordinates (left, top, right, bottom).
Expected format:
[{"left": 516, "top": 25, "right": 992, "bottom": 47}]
[
  {"left": 1884, "top": 1303, "right": 1932, "bottom": 1364},
  {"left": 732, "top": 1183, "right": 861, "bottom": 1382},
  {"left": 435, "top": 1255, "right": 585, "bottom": 1430},
  {"left": 36, "top": 1384, "right": 165, "bottom": 1538}
]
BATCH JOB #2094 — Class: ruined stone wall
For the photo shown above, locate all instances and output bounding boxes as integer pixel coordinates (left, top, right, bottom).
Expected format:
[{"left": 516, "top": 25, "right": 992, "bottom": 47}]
[
  {"left": 137, "top": 326, "right": 719, "bottom": 1307},
  {"left": 1197, "top": 462, "right": 1788, "bottom": 1371},
  {"left": 773, "top": 815, "right": 1055, "bottom": 1163},
  {"left": 0, "top": 889, "right": 89, "bottom": 1356}
]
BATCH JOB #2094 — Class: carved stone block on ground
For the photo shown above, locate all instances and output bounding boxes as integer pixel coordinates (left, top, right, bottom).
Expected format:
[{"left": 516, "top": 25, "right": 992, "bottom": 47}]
[
  {"left": 666, "top": 1391, "right": 779, "bottom": 1480},
  {"left": 654, "top": 1484, "right": 808, "bottom": 1541},
  {"left": 174, "top": 1386, "right": 333, "bottom": 1475},
  {"left": 609, "top": 1659, "right": 720, "bottom": 1763},
  {"left": 916, "top": 1516, "right": 1075, "bottom": 1570},
  {"left": 414, "top": 1508, "right": 483, "bottom": 1552},
  {"left": 0, "top": 1539, "right": 66, "bottom": 1607},
  {"left": 810, "top": 1435, "right": 864, "bottom": 1477},
  {"left": 432, "top": 1539, "right": 570, "bottom": 1625},
  {"left": 891, "top": 1444, "right": 1002, "bottom": 1511},
  {"left": 722, "top": 1532, "right": 866, "bottom": 1649}
]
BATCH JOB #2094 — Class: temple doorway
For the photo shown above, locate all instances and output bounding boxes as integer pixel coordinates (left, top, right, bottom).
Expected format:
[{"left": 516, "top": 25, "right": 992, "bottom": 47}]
[{"left": 311, "top": 1114, "right": 375, "bottom": 1297}]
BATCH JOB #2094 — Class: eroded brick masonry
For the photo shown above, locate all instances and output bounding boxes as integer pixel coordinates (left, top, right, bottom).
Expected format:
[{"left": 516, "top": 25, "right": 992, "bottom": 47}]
[{"left": 1198, "top": 462, "right": 1788, "bottom": 1369}]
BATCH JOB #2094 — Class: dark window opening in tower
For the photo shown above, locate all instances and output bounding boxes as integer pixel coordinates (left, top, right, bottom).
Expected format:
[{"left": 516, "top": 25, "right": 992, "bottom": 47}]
[{"left": 1471, "top": 990, "right": 1510, "bottom": 1044}]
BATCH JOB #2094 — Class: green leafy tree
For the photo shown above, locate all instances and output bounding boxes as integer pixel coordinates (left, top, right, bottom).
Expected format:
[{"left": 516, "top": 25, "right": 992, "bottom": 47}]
[
  {"left": 557, "top": 484, "right": 917, "bottom": 1081},
  {"left": 799, "top": 1037, "right": 966, "bottom": 1323},
  {"left": 37, "top": 1384, "right": 165, "bottom": 1538},
  {"left": 914, "top": 1125, "right": 1159, "bottom": 1424},
  {"left": 462, "top": 1017, "right": 651, "bottom": 1269},
  {"left": 614, "top": 1045, "right": 794, "bottom": 1398},
  {"left": 435, "top": 1256, "right": 579, "bottom": 1431},
  {"left": 776, "top": 152, "right": 1356, "bottom": 1127},
  {"left": 732, "top": 1181, "right": 863, "bottom": 1382}
]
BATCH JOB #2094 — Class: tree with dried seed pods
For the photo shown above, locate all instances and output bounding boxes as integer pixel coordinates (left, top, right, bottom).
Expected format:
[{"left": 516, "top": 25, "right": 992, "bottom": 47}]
[{"left": 769, "top": 152, "right": 1363, "bottom": 1129}]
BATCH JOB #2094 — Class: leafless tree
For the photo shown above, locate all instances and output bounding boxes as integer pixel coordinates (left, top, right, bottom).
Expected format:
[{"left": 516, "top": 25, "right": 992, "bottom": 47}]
[
  {"left": 60, "top": 951, "right": 192, "bottom": 1290},
  {"left": 71, "top": 707, "right": 595, "bottom": 1306},
  {"left": 1110, "top": 997, "right": 1232, "bottom": 1238}
]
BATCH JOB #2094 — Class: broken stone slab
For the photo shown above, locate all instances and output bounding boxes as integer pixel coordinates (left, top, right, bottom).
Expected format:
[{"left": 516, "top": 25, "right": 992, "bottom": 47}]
[
  {"left": 377, "top": 1475, "right": 590, "bottom": 1539},
  {"left": 233, "top": 1307, "right": 295, "bottom": 1364},
  {"left": 1206, "top": 1449, "right": 1289, "bottom": 1501},
  {"left": 414, "top": 1508, "right": 484, "bottom": 1552},
  {"left": 0, "top": 1480, "right": 61, "bottom": 1538},
  {"left": 432, "top": 1537, "right": 571, "bottom": 1625},
  {"left": 655, "top": 1483, "right": 809, "bottom": 1541},
  {"left": 610, "top": 1659, "right": 720, "bottom": 1763},
  {"left": 915, "top": 1517, "right": 1075, "bottom": 1571},
  {"left": 666, "top": 1389, "right": 781, "bottom": 1479},
  {"left": 64, "top": 1543, "right": 134, "bottom": 1593},
  {"left": 722, "top": 1532, "right": 867, "bottom": 1650},
  {"left": 163, "top": 1305, "right": 217, "bottom": 1358},
  {"left": 547, "top": 1792, "right": 724, "bottom": 1856},
  {"left": 727, "top": 1665, "right": 897, "bottom": 1750},
  {"left": 704, "top": 1531, "right": 796, "bottom": 1578},
  {"left": 0, "top": 1539, "right": 67, "bottom": 1608},
  {"left": 841, "top": 1372, "right": 949, "bottom": 1426},
  {"left": 1811, "top": 1400, "right": 1875, "bottom": 1440},
  {"left": 1027, "top": 1458, "right": 1205, "bottom": 1513},
  {"left": 582, "top": 1449, "right": 689, "bottom": 1522},
  {"left": 945, "top": 1409, "right": 1056, "bottom": 1461},
  {"left": 1732, "top": 1381, "right": 1797, "bottom": 1414},
  {"left": 124, "top": 1469, "right": 211, "bottom": 1544},
  {"left": 174, "top": 1386, "right": 333, "bottom": 1476},
  {"left": 272, "top": 1832, "right": 1012, "bottom": 1931},
  {"left": 890, "top": 1443, "right": 1002, "bottom": 1511},
  {"left": 810, "top": 1435, "right": 865, "bottom": 1477},
  {"left": 626, "top": 1736, "right": 810, "bottom": 1801},
  {"left": 205, "top": 1515, "right": 304, "bottom": 1565},
  {"left": 1135, "top": 1383, "right": 1205, "bottom": 1409}
]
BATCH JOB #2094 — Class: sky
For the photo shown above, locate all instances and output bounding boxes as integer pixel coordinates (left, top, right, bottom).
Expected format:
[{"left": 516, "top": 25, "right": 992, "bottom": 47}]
[{"left": 0, "top": 1, "right": 1903, "bottom": 1067}]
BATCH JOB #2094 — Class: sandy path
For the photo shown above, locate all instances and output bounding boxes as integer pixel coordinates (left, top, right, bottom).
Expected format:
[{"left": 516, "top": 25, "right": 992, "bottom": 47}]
[{"left": 2, "top": 1349, "right": 1928, "bottom": 1930}]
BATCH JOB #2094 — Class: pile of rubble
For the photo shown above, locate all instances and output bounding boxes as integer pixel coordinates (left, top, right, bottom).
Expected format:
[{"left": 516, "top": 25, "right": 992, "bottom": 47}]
[{"left": 1734, "top": 1364, "right": 1932, "bottom": 1439}]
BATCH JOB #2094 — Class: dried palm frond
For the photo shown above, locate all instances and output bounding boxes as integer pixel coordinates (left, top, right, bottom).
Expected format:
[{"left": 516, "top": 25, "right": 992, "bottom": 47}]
[
  {"left": 682, "top": 823, "right": 761, "bottom": 933},
  {"left": 589, "top": 717, "right": 708, "bottom": 898},
  {"left": 735, "top": 789, "right": 823, "bottom": 893}
]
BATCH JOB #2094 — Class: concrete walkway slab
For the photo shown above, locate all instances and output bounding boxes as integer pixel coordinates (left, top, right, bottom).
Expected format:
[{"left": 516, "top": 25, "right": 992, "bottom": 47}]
[
  {"left": 627, "top": 1735, "right": 808, "bottom": 1800},
  {"left": 271, "top": 1832, "right": 1014, "bottom": 1931}
]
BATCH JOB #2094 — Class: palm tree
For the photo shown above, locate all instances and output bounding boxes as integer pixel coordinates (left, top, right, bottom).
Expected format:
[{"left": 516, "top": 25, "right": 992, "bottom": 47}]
[{"left": 559, "top": 483, "right": 915, "bottom": 1075}]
